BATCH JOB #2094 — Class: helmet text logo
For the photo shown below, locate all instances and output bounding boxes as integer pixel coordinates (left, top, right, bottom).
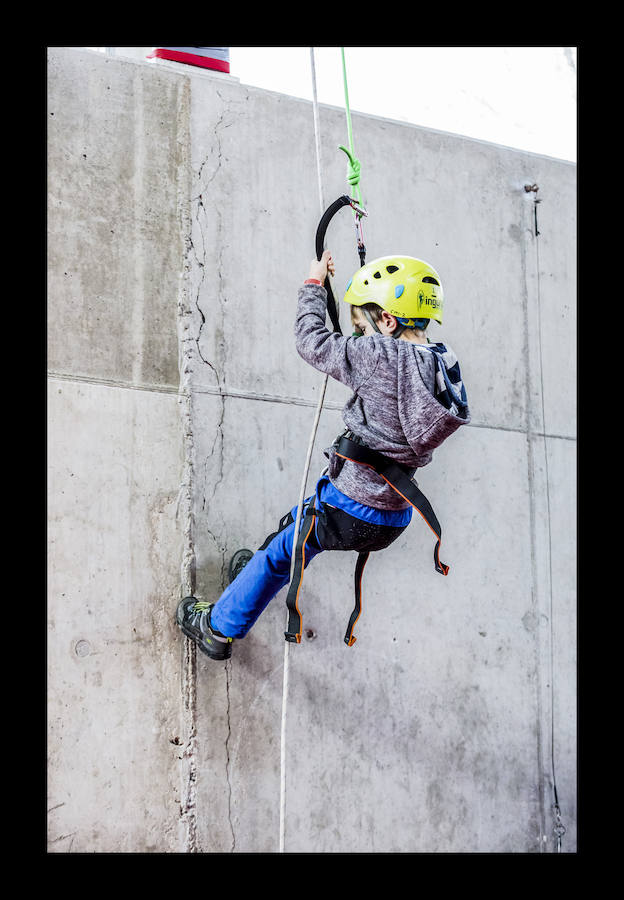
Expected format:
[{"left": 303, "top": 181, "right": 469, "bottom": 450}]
[{"left": 418, "top": 289, "right": 440, "bottom": 309}]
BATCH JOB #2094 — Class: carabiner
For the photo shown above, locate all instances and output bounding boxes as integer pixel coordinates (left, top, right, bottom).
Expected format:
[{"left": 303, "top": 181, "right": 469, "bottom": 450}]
[{"left": 348, "top": 197, "right": 368, "bottom": 218}]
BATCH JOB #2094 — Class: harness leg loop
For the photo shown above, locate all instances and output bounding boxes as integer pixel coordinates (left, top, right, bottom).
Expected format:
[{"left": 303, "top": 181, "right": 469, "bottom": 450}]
[
  {"left": 344, "top": 550, "right": 369, "bottom": 646},
  {"left": 284, "top": 505, "right": 318, "bottom": 643}
]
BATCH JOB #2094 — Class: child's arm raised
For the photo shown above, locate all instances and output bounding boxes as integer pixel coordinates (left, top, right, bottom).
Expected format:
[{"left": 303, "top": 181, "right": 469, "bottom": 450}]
[
  {"left": 295, "top": 251, "right": 381, "bottom": 392},
  {"left": 306, "top": 250, "right": 335, "bottom": 283}
]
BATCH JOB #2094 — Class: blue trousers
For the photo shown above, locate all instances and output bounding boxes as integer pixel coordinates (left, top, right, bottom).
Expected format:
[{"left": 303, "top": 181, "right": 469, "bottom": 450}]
[
  {"left": 209, "top": 476, "right": 410, "bottom": 640},
  {"left": 209, "top": 498, "right": 323, "bottom": 639}
]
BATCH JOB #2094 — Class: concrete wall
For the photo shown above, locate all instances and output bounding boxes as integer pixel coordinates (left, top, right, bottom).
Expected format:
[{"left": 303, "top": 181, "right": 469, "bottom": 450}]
[{"left": 47, "top": 47, "right": 576, "bottom": 853}]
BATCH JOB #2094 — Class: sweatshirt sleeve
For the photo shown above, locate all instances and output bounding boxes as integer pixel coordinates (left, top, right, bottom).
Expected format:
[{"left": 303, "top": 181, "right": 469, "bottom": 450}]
[{"left": 294, "top": 282, "right": 380, "bottom": 392}]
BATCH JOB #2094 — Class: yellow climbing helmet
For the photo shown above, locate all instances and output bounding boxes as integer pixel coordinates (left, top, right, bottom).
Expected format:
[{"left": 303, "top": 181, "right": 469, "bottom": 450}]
[{"left": 343, "top": 255, "right": 444, "bottom": 325}]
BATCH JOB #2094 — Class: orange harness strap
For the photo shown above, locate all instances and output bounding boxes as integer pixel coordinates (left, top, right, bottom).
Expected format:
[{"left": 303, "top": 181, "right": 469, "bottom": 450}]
[{"left": 284, "top": 504, "right": 319, "bottom": 643}]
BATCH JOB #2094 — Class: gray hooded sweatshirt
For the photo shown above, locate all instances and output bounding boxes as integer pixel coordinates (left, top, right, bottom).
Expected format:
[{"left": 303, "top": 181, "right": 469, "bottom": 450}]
[{"left": 295, "top": 282, "right": 470, "bottom": 510}]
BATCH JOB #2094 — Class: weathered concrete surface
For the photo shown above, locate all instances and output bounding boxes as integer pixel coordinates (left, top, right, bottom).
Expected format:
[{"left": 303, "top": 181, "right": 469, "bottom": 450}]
[
  {"left": 48, "top": 47, "right": 576, "bottom": 853},
  {"left": 47, "top": 48, "right": 191, "bottom": 852},
  {"left": 47, "top": 380, "right": 186, "bottom": 852},
  {"left": 186, "top": 68, "right": 576, "bottom": 853},
  {"left": 47, "top": 47, "right": 190, "bottom": 388}
]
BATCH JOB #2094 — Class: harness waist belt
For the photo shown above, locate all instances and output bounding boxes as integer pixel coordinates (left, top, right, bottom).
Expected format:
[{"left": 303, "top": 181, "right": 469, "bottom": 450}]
[{"left": 335, "top": 434, "right": 449, "bottom": 578}]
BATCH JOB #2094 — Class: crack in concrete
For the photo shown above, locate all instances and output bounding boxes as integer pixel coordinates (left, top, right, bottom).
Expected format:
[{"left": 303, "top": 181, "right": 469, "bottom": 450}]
[
  {"left": 177, "top": 85, "right": 250, "bottom": 855},
  {"left": 177, "top": 90, "right": 201, "bottom": 852},
  {"left": 194, "top": 88, "right": 235, "bottom": 369},
  {"left": 224, "top": 659, "right": 236, "bottom": 852},
  {"left": 202, "top": 397, "right": 226, "bottom": 510},
  {"left": 49, "top": 831, "right": 76, "bottom": 844},
  {"left": 205, "top": 522, "right": 228, "bottom": 592},
  {"left": 190, "top": 198, "right": 220, "bottom": 386},
  {"left": 196, "top": 88, "right": 244, "bottom": 190},
  {"left": 192, "top": 94, "right": 233, "bottom": 560},
  {"left": 47, "top": 802, "right": 66, "bottom": 814},
  {"left": 179, "top": 638, "right": 200, "bottom": 852}
]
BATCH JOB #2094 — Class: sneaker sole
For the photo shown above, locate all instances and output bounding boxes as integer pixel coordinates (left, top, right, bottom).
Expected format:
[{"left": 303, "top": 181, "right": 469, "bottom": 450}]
[
  {"left": 177, "top": 619, "right": 231, "bottom": 660},
  {"left": 175, "top": 601, "right": 232, "bottom": 661},
  {"left": 228, "top": 548, "right": 254, "bottom": 584}
]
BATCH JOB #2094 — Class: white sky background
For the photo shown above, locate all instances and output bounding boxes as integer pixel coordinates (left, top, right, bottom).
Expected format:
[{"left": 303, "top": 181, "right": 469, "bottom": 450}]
[
  {"left": 229, "top": 46, "right": 577, "bottom": 163},
  {"left": 87, "top": 47, "right": 577, "bottom": 162}
]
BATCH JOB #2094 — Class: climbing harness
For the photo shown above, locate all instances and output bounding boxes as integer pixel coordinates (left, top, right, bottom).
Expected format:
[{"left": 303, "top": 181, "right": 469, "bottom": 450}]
[
  {"left": 334, "top": 433, "right": 448, "bottom": 645},
  {"left": 284, "top": 430, "right": 448, "bottom": 647}
]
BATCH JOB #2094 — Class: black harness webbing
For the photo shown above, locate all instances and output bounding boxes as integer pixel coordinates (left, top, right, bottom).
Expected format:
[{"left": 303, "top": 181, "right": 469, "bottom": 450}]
[
  {"left": 338, "top": 433, "right": 449, "bottom": 647},
  {"left": 344, "top": 550, "right": 370, "bottom": 646},
  {"left": 284, "top": 504, "right": 320, "bottom": 643},
  {"left": 258, "top": 510, "right": 295, "bottom": 552}
]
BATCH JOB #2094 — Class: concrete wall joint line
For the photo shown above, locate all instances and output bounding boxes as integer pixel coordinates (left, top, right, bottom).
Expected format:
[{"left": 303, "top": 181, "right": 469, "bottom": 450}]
[
  {"left": 46, "top": 375, "right": 575, "bottom": 442},
  {"left": 47, "top": 371, "right": 180, "bottom": 395}
]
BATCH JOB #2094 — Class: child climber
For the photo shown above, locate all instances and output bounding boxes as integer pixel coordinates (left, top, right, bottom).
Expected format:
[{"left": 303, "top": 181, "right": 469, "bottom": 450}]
[{"left": 177, "top": 250, "right": 470, "bottom": 659}]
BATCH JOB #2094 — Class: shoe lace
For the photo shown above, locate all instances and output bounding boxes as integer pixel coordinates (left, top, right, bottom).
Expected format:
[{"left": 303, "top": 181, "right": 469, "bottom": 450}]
[{"left": 192, "top": 600, "right": 211, "bottom": 613}]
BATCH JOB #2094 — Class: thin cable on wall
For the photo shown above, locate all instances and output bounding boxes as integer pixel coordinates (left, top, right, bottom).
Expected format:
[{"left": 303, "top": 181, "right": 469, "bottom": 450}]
[{"left": 532, "top": 186, "right": 566, "bottom": 853}]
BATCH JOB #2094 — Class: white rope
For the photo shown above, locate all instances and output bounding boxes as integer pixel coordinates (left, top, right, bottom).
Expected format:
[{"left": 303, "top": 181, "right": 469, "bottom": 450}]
[
  {"left": 310, "top": 47, "right": 325, "bottom": 213},
  {"left": 279, "top": 47, "right": 331, "bottom": 854}
]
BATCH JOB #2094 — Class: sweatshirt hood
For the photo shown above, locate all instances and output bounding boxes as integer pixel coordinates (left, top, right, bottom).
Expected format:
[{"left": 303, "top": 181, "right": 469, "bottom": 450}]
[{"left": 397, "top": 340, "right": 470, "bottom": 458}]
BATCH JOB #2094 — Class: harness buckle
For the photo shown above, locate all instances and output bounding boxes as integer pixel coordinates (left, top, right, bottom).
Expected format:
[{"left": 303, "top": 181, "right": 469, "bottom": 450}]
[{"left": 284, "top": 632, "right": 302, "bottom": 644}]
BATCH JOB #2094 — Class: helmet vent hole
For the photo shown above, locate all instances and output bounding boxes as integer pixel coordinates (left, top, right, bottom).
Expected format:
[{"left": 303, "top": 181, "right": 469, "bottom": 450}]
[
  {"left": 422, "top": 276, "right": 439, "bottom": 285},
  {"left": 363, "top": 279, "right": 368, "bottom": 285},
  {"left": 373, "top": 271, "right": 381, "bottom": 279},
  {"left": 386, "top": 265, "right": 399, "bottom": 274}
]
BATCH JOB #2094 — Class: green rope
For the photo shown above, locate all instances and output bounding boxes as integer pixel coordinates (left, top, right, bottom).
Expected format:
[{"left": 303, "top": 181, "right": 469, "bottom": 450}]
[{"left": 338, "top": 47, "right": 362, "bottom": 206}]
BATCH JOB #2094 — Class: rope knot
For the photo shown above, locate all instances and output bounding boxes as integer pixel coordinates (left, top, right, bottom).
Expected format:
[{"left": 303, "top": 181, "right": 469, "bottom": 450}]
[{"left": 338, "top": 144, "right": 361, "bottom": 187}]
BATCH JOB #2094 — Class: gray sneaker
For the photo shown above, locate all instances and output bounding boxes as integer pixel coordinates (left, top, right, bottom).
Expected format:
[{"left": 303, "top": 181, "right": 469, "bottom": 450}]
[{"left": 176, "top": 597, "right": 233, "bottom": 660}]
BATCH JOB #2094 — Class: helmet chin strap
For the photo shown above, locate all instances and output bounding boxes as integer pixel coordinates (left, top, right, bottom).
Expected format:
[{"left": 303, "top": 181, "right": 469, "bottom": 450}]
[
  {"left": 362, "top": 308, "right": 406, "bottom": 339},
  {"left": 362, "top": 309, "right": 381, "bottom": 333}
]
